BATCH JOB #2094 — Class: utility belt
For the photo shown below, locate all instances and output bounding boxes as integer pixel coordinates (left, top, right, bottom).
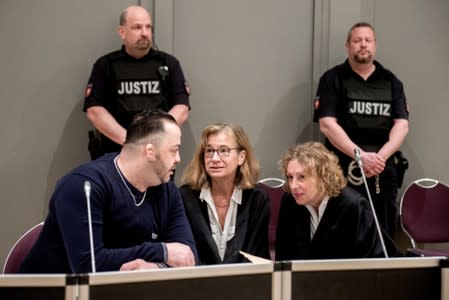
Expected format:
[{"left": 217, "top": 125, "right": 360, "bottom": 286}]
[
  {"left": 392, "top": 150, "right": 409, "bottom": 188},
  {"left": 87, "top": 129, "right": 104, "bottom": 160}
]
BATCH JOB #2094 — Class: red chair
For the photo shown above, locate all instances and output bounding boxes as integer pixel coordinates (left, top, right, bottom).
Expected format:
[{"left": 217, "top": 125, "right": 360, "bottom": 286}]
[
  {"left": 399, "top": 178, "right": 449, "bottom": 257},
  {"left": 3, "top": 222, "right": 44, "bottom": 273},
  {"left": 257, "top": 178, "right": 285, "bottom": 260}
]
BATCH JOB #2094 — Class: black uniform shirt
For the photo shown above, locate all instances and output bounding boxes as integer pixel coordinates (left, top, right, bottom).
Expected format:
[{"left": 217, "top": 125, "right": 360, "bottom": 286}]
[{"left": 83, "top": 46, "right": 190, "bottom": 117}]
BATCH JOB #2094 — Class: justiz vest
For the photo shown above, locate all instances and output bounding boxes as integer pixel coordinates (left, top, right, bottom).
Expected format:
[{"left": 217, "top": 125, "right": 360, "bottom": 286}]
[
  {"left": 338, "top": 68, "right": 393, "bottom": 149},
  {"left": 108, "top": 51, "right": 168, "bottom": 125}
]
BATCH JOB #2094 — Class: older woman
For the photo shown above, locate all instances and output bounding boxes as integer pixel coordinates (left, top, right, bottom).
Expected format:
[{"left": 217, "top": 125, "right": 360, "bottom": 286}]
[
  {"left": 275, "top": 142, "right": 400, "bottom": 260},
  {"left": 180, "top": 123, "right": 270, "bottom": 264}
]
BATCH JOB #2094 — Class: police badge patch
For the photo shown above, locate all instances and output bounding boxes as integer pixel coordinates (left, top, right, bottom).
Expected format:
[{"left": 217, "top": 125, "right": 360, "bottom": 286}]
[
  {"left": 85, "top": 83, "right": 93, "bottom": 98},
  {"left": 314, "top": 97, "right": 320, "bottom": 110},
  {"left": 184, "top": 81, "right": 191, "bottom": 96}
]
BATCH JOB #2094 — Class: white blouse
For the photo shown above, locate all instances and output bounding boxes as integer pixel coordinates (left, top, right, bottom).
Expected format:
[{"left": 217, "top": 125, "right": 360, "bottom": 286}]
[
  {"left": 305, "top": 196, "right": 329, "bottom": 240},
  {"left": 199, "top": 187, "right": 242, "bottom": 260}
]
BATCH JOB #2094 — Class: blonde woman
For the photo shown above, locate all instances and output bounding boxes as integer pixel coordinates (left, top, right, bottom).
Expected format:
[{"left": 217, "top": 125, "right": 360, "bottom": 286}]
[
  {"left": 275, "top": 142, "right": 400, "bottom": 260},
  {"left": 180, "top": 123, "right": 270, "bottom": 264}
]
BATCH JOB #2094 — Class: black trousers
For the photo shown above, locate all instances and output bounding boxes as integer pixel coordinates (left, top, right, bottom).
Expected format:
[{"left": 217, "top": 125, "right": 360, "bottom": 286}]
[{"left": 347, "top": 163, "right": 398, "bottom": 237}]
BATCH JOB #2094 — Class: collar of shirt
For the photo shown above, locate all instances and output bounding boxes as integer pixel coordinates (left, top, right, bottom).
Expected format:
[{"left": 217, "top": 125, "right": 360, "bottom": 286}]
[
  {"left": 199, "top": 187, "right": 243, "bottom": 206},
  {"left": 305, "top": 196, "right": 330, "bottom": 240},
  {"left": 120, "top": 45, "right": 160, "bottom": 61},
  {"left": 343, "top": 59, "right": 384, "bottom": 81}
]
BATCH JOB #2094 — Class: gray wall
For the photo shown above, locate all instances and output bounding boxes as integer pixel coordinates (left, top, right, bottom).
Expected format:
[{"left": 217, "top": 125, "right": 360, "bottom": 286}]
[
  {"left": 0, "top": 0, "right": 138, "bottom": 266},
  {"left": 1, "top": 0, "right": 448, "bottom": 266},
  {"left": 163, "top": 0, "right": 315, "bottom": 184}
]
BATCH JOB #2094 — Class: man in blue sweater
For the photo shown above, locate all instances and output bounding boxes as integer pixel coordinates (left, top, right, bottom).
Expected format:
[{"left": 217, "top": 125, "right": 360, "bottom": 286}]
[{"left": 20, "top": 110, "right": 197, "bottom": 273}]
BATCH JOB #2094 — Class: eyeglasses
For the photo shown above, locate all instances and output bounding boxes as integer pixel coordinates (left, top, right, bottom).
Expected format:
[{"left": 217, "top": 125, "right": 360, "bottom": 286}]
[{"left": 204, "top": 146, "right": 240, "bottom": 158}]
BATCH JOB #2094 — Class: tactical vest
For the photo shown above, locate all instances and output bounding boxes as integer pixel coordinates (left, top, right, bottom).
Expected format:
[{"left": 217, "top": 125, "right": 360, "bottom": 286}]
[
  {"left": 337, "top": 65, "right": 393, "bottom": 150},
  {"left": 107, "top": 50, "right": 169, "bottom": 127}
]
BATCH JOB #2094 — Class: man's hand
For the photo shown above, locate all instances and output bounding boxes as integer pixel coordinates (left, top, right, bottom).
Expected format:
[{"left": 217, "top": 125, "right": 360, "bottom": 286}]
[
  {"left": 120, "top": 259, "right": 159, "bottom": 271},
  {"left": 166, "top": 242, "right": 195, "bottom": 267},
  {"left": 361, "top": 151, "right": 385, "bottom": 177}
]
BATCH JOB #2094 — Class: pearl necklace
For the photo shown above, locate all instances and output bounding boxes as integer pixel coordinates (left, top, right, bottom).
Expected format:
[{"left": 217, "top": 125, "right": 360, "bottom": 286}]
[{"left": 113, "top": 155, "right": 146, "bottom": 206}]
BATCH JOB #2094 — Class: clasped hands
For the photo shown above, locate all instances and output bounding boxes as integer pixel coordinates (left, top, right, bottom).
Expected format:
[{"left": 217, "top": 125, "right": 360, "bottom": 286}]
[{"left": 359, "top": 151, "right": 385, "bottom": 178}]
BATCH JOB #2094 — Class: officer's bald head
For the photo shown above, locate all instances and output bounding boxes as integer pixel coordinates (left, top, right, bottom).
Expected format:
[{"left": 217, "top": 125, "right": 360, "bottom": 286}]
[{"left": 120, "top": 5, "right": 151, "bottom": 26}]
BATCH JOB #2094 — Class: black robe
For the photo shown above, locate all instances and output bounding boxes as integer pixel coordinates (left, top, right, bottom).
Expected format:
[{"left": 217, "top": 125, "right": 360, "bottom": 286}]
[
  {"left": 275, "top": 186, "right": 401, "bottom": 260},
  {"left": 180, "top": 185, "right": 270, "bottom": 264}
]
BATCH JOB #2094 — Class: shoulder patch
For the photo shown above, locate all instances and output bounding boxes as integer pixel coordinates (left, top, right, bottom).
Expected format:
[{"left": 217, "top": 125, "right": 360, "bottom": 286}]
[
  {"left": 85, "top": 83, "right": 93, "bottom": 98},
  {"left": 314, "top": 97, "right": 320, "bottom": 110},
  {"left": 184, "top": 81, "right": 191, "bottom": 96}
]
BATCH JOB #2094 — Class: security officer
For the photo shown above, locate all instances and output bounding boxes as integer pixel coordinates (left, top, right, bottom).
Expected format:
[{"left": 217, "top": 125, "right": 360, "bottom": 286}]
[
  {"left": 84, "top": 5, "right": 190, "bottom": 159},
  {"left": 313, "top": 22, "right": 409, "bottom": 237}
]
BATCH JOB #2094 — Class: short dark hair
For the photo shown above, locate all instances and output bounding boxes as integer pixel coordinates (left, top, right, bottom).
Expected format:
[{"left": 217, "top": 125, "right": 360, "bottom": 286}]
[
  {"left": 347, "top": 22, "right": 375, "bottom": 43},
  {"left": 125, "top": 110, "right": 178, "bottom": 144}
]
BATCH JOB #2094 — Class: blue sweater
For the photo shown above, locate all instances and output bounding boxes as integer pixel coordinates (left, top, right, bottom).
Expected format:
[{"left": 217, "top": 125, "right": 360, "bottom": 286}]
[{"left": 20, "top": 153, "right": 197, "bottom": 273}]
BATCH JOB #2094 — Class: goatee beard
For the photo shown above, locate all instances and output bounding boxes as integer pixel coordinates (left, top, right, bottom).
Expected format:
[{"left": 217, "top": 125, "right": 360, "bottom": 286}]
[
  {"left": 354, "top": 54, "right": 372, "bottom": 64},
  {"left": 136, "top": 40, "right": 151, "bottom": 51}
]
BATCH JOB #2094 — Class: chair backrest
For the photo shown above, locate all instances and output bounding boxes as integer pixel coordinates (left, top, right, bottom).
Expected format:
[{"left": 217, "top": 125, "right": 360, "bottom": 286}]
[
  {"left": 257, "top": 178, "right": 285, "bottom": 260},
  {"left": 399, "top": 178, "right": 449, "bottom": 247},
  {"left": 3, "top": 222, "right": 44, "bottom": 273}
]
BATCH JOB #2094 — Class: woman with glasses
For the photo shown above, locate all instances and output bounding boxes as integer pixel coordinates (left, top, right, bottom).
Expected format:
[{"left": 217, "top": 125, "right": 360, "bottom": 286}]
[{"left": 180, "top": 123, "right": 270, "bottom": 264}]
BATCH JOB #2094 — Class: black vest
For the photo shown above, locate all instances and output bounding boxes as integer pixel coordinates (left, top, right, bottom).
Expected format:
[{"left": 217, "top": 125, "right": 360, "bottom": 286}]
[
  {"left": 337, "top": 65, "right": 393, "bottom": 151},
  {"left": 107, "top": 50, "right": 169, "bottom": 128}
]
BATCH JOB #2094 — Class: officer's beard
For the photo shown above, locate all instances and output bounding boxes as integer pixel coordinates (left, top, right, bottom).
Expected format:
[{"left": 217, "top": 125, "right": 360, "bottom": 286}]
[
  {"left": 135, "top": 39, "right": 152, "bottom": 51},
  {"left": 353, "top": 52, "right": 373, "bottom": 64}
]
